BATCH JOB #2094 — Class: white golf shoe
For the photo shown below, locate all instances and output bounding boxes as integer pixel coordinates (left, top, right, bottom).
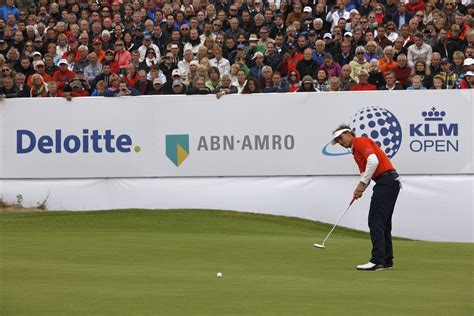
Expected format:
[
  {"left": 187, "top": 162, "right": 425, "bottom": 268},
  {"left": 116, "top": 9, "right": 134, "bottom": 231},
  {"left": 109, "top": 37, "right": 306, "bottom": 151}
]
[{"left": 356, "top": 262, "right": 385, "bottom": 271}]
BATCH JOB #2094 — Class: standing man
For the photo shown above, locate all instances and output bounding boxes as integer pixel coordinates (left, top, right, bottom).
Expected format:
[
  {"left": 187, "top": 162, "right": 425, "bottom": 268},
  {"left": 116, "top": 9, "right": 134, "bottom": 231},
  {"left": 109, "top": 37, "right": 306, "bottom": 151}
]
[{"left": 331, "top": 125, "right": 401, "bottom": 271}]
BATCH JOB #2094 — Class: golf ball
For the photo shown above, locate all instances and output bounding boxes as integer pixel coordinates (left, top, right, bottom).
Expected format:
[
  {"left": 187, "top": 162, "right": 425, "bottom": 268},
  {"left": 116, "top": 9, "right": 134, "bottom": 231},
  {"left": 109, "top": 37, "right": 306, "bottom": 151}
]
[{"left": 216, "top": 272, "right": 222, "bottom": 278}]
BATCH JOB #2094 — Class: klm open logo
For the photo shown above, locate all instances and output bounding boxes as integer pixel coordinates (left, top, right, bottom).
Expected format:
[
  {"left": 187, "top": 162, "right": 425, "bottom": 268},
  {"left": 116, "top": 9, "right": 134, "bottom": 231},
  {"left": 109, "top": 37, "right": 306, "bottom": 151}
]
[
  {"left": 322, "top": 106, "right": 402, "bottom": 158},
  {"left": 409, "top": 107, "right": 458, "bottom": 152},
  {"left": 166, "top": 134, "right": 189, "bottom": 167}
]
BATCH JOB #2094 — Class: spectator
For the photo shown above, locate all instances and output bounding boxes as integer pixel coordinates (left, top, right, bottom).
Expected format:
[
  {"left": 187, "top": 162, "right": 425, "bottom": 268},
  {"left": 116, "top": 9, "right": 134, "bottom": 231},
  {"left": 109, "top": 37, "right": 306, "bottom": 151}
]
[
  {"left": 233, "top": 69, "right": 247, "bottom": 94},
  {"left": 368, "top": 59, "right": 386, "bottom": 89},
  {"left": 214, "top": 74, "right": 238, "bottom": 98},
  {"left": 91, "top": 80, "right": 108, "bottom": 96},
  {"left": 122, "top": 64, "right": 139, "bottom": 88},
  {"left": 169, "top": 79, "right": 187, "bottom": 95},
  {"left": 263, "top": 71, "right": 289, "bottom": 93},
  {"left": 297, "top": 47, "right": 319, "bottom": 79},
  {"left": 320, "top": 54, "right": 342, "bottom": 78},
  {"left": 296, "top": 75, "right": 318, "bottom": 92},
  {"left": 409, "top": 59, "right": 432, "bottom": 88},
  {"left": 407, "top": 74, "right": 427, "bottom": 90},
  {"left": 206, "top": 67, "right": 221, "bottom": 91},
  {"left": 138, "top": 34, "right": 161, "bottom": 62},
  {"left": 14, "top": 73, "right": 30, "bottom": 97},
  {"left": 0, "top": 76, "right": 18, "bottom": 98},
  {"left": 287, "top": 70, "right": 301, "bottom": 92},
  {"left": 134, "top": 69, "right": 154, "bottom": 95},
  {"left": 407, "top": 32, "right": 433, "bottom": 67},
  {"left": 458, "top": 71, "right": 474, "bottom": 89},
  {"left": 350, "top": 46, "right": 370, "bottom": 81},
  {"left": 438, "top": 58, "right": 458, "bottom": 89},
  {"left": 0, "top": 0, "right": 20, "bottom": 21},
  {"left": 340, "top": 64, "right": 357, "bottom": 91},
  {"left": 379, "top": 71, "right": 404, "bottom": 90},
  {"left": 149, "top": 78, "right": 166, "bottom": 95},
  {"left": 431, "top": 75, "right": 445, "bottom": 90},
  {"left": 241, "top": 77, "right": 262, "bottom": 94},
  {"left": 393, "top": 53, "right": 412, "bottom": 88},
  {"left": 83, "top": 52, "right": 102, "bottom": 84},
  {"left": 314, "top": 69, "right": 330, "bottom": 91},
  {"left": 52, "top": 59, "right": 75, "bottom": 92},
  {"left": 328, "top": 76, "right": 341, "bottom": 92},
  {"left": 113, "top": 40, "right": 132, "bottom": 74},
  {"left": 186, "top": 76, "right": 211, "bottom": 95},
  {"left": 210, "top": 46, "right": 231, "bottom": 76},
  {"left": 65, "top": 79, "right": 90, "bottom": 98},
  {"left": 28, "top": 60, "right": 51, "bottom": 86},
  {"left": 379, "top": 46, "right": 398, "bottom": 75},
  {"left": 350, "top": 69, "right": 377, "bottom": 90},
  {"left": 30, "top": 74, "right": 49, "bottom": 97}
]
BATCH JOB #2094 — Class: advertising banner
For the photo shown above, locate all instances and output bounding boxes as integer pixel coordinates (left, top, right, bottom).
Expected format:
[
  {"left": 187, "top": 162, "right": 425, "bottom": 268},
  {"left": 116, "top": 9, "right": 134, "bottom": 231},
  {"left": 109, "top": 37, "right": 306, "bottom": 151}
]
[{"left": 1, "top": 90, "right": 472, "bottom": 178}]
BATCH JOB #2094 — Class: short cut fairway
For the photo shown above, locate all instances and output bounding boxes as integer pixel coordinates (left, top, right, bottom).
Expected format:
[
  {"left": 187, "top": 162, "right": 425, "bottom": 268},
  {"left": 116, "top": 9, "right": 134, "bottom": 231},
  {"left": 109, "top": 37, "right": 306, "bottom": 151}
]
[{"left": 1, "top": 210, "right": 472, "bottom": 315}]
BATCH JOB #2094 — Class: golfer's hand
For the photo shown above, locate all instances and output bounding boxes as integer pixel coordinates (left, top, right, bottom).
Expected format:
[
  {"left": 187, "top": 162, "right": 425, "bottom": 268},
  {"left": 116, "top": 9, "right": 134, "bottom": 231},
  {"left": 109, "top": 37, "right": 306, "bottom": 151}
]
[{"left": 353, "top": 182, "right": 367, "bottom": 199}]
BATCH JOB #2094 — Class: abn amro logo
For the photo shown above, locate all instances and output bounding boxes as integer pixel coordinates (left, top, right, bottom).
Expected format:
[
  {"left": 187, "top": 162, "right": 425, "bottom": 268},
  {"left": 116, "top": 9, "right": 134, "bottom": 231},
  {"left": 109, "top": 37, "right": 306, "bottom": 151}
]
[{"left": 166, "top": 134, "right": 189, "bottom": 167}]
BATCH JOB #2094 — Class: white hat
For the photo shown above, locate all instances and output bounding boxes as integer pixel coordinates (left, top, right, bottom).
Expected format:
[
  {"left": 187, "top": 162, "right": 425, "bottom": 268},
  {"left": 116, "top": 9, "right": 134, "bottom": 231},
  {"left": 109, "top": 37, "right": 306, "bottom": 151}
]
[
  {"left": 463, "top": 58, "right": 474, "bottom": 66},
  {"left": 344, "top": 31, "right": 353, "bottom": 37},
  {"left": 58, "top": 59, "right": 68, "bottom": 65},
  {"left": 303, "top": 6, "right": 312, "bottom": 13},
  {"left": 252, "top": 51, "right": 264, "bottom": 59},
  {"left": 331, "top": 128, "right": 352, "bottom": 145},
  {"left": 33, "top": 60, "right": 45, "bottom": 67},
  {"left": 32, "top": 51, "right": 42, "bottom": 57},
  {"left": 170, "top": 44, "right": 178, "bottom": 49},
  {"left": 249, "top": 34, "right": 259, "bottom": 41},
  {"left": 190, "top": 60, "right": 199, "bottom": 67},
  {"left": 153, "top": 78, "right": 163, "bottom": 85},
  {"left": 465, "top": 71, "right": 474, "bottom": 76},
  {"left": 323, "top": 33, "right": 332, "bottom": 39},
  {"left": 172, "top": 69, "right": 181, "bottom": 76}
]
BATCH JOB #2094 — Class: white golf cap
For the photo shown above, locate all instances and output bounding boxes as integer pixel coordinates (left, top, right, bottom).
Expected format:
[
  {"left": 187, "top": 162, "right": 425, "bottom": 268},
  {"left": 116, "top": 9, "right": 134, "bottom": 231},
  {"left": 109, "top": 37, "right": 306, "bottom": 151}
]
[
  {"left": 303, "top": 6, "right": 312, "bottom": 13},
  {"left": 331, "top": 128, "right": 352, "bottom": 145},
  {"left": 463, "top": 58, "right": 474, "bottom": 66}
]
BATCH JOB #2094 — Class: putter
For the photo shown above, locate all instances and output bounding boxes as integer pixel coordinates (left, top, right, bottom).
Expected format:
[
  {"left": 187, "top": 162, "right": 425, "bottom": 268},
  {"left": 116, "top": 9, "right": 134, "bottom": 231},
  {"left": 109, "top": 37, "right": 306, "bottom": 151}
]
[{"left": 314, "top": 197, "right": 356, "bottom": 249}]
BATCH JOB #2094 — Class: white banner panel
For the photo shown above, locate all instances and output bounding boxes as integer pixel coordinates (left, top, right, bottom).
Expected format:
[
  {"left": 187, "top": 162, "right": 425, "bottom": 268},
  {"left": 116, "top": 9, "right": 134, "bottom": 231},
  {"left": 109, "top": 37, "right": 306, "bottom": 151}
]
[
  {"left": 1, "top": 90, "right": 473, "bottom": 178},
  {"left": 0, "top": 175, "right": 472, "bottom": 242}
]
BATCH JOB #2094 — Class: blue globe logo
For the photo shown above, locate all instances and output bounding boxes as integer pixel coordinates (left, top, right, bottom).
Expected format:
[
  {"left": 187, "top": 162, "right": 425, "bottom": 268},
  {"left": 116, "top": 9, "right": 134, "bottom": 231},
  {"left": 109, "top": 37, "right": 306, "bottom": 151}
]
[{"left": 351, "top": 106, "right": 402, "bottom": 158}]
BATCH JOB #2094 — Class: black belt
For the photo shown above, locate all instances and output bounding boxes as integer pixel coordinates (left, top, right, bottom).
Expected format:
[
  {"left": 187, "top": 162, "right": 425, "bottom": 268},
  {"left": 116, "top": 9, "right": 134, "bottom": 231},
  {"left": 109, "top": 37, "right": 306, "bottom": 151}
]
[{"left": 374, "top": 170, "right": 398, "bottom": 182}]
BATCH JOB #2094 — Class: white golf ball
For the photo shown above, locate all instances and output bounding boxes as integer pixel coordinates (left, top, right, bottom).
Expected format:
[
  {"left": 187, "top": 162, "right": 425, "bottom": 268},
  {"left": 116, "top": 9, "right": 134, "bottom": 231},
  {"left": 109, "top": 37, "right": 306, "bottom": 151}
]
[{"left": 216, "top": 272, "right": 222, "bottom": 278}]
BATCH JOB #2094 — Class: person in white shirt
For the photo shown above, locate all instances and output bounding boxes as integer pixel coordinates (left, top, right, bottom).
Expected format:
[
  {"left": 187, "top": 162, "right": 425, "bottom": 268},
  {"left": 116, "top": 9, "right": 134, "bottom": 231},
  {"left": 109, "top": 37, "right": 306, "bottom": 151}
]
[
  {"left": 407, "top": 32, "right": 432, "bottom": 67},
  {"left": 326, "top": 1, "right": 350, "bottom": 31},
  {"left": 209, "top": 46, "right": 230, "bottom": 76},
  {"left": 178, "top": 49, "right": 194, "bottom": 82},
  {"left": 232, "top": 69, "right": 247, "bottom": 94},
  {"left": 138, "top": 35, "right": 161, "bottom": 62}
]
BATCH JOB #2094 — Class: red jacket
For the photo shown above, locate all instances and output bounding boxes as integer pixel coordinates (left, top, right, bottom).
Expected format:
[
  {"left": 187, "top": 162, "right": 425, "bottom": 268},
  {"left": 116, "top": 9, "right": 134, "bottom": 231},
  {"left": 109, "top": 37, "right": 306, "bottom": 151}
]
[
  {"left": 282, "top": 53, "right": 304, "bottom": 76},
  {"left": 350, "top": 83, "right": 377, "bottom": 91},
  {"left": 52, "top": 69, "right": 75, "bottom": 90},
  {"left": 114, "top": 50, "right": 131, "bottom": 70}
]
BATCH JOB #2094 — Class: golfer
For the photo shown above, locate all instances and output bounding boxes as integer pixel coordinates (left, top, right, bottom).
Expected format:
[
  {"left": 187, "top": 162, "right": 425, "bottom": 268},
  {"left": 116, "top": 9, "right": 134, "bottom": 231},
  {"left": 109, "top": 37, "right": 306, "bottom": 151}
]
[{"left": 331, "top": 124, "right": 401, "bottom": 271}]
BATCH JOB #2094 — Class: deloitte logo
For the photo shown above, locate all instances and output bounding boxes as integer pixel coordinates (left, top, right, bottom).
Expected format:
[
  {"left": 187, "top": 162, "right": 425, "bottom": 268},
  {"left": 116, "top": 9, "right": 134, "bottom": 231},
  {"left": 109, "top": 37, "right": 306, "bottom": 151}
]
[
  {"left": 322, "top": 106, "right": 402, "bottom": 158},
  {"left": 166, "top": 134, "right": 189, "bottom": 167},
  {"left": 16, "top": 129, "right": 140, "bottom": 154}
]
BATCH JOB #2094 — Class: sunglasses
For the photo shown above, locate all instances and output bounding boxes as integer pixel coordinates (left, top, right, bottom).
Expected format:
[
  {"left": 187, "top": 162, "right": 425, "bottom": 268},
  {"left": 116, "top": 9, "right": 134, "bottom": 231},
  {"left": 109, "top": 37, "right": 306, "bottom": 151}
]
[
  {"left": 116, "top": 44, "right": 123, "bottom": 46},
  {"left": 2, "top": 69, "right": 10, "bottom": 72},
  {"left": 356, "top": 52, "right": 364, "bottom": 55}
]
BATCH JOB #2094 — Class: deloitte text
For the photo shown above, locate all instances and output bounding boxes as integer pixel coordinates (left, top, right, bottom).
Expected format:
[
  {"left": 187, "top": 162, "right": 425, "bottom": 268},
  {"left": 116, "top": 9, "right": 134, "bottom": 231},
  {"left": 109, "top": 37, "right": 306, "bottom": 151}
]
[
  {"left": 196, "top": 135, "right": 295, "bottom": 151},
  {"left": 17, "top": 129, "right": 139, "bottom": 154}
]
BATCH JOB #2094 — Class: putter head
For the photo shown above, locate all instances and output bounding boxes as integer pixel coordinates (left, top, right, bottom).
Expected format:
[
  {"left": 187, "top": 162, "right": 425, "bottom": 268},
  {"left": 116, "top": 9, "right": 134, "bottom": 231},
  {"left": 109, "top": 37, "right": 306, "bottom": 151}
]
[{"left": 313, "top": 243, "right": 325, "bottom": 249}]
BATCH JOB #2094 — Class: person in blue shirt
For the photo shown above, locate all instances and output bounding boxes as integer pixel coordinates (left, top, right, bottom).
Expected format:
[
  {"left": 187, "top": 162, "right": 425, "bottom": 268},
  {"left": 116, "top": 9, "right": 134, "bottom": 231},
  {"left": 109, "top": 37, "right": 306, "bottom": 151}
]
[
  {"left": 0, "top": 0, "right": 19, "bottom": 21},
  {"left": 406, "top": 75, "right": 427, "bottom": 90}
]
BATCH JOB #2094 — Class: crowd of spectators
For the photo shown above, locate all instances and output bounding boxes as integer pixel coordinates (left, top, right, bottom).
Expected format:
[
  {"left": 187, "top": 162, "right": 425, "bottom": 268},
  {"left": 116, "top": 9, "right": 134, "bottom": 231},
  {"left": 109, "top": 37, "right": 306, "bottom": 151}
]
[{"left": 0, "top": 0, "right": 473, "bottom": 99}]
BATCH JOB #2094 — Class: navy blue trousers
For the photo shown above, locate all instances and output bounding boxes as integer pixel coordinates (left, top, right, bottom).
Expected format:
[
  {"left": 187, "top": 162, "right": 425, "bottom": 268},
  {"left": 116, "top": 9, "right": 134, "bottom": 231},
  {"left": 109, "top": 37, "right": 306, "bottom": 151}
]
[{"left": 368, "top": 172, "right": 400, "bottom": 265}]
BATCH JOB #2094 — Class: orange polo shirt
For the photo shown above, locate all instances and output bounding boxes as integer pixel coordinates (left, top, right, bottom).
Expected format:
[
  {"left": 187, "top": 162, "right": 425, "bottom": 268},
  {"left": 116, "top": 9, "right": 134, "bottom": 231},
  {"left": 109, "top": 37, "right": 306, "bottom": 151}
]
[{"left": 352, "top": 137, "right": 395, "bottom": 179}]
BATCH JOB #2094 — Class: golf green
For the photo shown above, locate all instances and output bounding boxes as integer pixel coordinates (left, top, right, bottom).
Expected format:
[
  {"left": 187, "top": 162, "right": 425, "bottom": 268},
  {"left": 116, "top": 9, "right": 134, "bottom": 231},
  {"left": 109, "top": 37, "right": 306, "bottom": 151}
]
[{"left": 1, "top": 210, "right": 472, "bottom": 315}]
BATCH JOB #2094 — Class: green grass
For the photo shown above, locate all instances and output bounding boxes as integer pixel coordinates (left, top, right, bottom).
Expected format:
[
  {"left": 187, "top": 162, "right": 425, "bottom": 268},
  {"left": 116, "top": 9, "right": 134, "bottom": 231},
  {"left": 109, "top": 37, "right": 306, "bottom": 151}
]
[{"left": 1, "top": 210, "right": 473, "bottom": 316}]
